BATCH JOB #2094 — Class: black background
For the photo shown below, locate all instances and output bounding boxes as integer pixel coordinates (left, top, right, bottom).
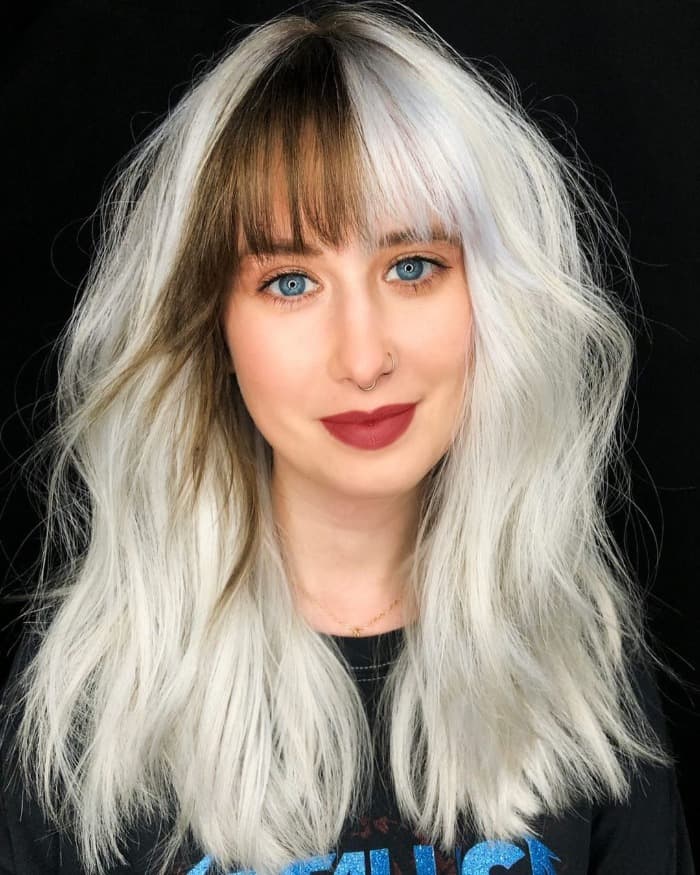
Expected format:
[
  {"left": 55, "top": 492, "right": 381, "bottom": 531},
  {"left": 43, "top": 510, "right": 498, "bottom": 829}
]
[{"left": 1, "top": 0, "right": 698, "bottom": 861}]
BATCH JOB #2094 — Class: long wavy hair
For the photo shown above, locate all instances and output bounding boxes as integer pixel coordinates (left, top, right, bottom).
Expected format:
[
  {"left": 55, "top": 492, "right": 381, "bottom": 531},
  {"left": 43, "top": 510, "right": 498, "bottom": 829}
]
[{"left": 1, "top": 2, "right": 678, "bottom": 873}]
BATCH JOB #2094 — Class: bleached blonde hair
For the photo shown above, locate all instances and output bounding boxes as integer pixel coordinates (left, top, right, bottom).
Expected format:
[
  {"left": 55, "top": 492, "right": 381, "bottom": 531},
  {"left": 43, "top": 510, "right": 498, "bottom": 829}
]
[{"left": 1, "top": 1, "right": 678, "bottom": 873}]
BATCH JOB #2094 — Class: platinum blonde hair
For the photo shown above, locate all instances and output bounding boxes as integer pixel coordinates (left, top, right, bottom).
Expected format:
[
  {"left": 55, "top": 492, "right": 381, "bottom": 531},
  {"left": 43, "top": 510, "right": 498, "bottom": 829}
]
[{"left": 2, "top": 2, "right": 677, "bottom": 873}]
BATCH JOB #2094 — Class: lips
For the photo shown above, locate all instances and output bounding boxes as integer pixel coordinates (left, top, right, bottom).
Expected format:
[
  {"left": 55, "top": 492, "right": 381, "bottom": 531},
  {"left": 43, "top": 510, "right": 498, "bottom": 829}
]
[
  {"left": 321, "top": 403, "right": 416, "bottom": 425},
  {"left": 321, "top": 404, "right": 417, "bottom": 450}
]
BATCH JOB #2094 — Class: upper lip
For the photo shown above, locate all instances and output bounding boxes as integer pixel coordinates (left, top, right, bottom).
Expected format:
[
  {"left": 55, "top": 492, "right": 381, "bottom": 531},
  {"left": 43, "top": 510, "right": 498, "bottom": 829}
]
[{"left": 321, "top": 403, "right": 416, "bottom": 424}]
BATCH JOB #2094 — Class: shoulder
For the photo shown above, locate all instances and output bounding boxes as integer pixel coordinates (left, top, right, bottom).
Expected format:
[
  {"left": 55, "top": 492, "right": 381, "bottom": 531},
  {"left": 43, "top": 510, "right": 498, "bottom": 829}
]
[
  {"left": 0, "top": 631, "right": 70, "bottom": 874},
  {"left": 0, "top": 633, "right": 187, "bottom": 875},
  {"left": 588, "top": 654, "right": 696, "bottom": 874},
  {"left": 1, "top": 630, "right": 40, "bottom": 793}
]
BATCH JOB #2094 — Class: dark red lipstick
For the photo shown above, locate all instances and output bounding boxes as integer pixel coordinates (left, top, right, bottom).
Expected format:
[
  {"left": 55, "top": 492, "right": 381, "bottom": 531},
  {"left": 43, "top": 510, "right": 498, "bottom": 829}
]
[
  {"left": 320, "top": 403, "right": 416, "bottom": 424},
  {"left": 320, "top": 403, "right": 417, "bottom": 450}
]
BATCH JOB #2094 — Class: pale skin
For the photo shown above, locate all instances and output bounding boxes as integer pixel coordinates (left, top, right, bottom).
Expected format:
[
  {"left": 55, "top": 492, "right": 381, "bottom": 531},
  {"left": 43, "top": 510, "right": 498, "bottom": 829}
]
[{"left": 221, "top": 210, "right": 473, "bottom": 636}]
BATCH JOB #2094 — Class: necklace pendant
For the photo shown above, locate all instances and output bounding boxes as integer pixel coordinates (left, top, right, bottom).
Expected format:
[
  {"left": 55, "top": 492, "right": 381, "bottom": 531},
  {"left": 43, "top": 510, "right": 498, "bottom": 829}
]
[{"left": 351, "top": 627, "right": 362, "bottom": 637}]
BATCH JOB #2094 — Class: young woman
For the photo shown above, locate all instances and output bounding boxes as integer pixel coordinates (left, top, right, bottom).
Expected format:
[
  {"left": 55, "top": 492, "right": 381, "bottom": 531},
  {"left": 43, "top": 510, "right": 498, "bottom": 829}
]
[{"left": 0, "top": 2, "right": 694, "bottom": 874}]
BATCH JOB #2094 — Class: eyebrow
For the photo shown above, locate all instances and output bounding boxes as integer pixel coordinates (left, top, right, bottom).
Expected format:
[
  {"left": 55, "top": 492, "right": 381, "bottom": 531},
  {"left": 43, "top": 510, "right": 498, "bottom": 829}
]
[{"left": 238, "top": 227, "right": 460, "bottom": 259}]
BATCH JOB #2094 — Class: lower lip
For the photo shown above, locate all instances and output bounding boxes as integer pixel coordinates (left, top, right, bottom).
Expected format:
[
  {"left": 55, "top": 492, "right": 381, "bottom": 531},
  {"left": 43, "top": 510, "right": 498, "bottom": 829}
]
[{"left": 321, "top": 405, "right": 417, "bottom": 450}]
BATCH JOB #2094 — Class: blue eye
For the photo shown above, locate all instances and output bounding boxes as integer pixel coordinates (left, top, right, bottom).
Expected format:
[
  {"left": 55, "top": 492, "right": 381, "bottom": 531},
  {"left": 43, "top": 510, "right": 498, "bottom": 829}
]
[
  {"left": 263, "top": 272, "right": 320, "bottom": 301},
  {"left": 386, "top": 257, "right": 437, "bottom": 283}
]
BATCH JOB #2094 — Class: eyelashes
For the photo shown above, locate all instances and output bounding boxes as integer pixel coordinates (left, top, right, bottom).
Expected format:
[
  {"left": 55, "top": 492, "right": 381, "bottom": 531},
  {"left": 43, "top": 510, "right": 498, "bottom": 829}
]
[{"left": 255, "top": 255, "right": 450, "bottom": 309}]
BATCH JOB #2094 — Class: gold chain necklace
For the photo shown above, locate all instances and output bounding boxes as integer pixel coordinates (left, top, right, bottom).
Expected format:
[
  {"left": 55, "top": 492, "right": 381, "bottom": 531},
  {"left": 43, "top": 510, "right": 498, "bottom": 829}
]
[{"left": 294, "top": 580, "right": 404, "bottom": 638}]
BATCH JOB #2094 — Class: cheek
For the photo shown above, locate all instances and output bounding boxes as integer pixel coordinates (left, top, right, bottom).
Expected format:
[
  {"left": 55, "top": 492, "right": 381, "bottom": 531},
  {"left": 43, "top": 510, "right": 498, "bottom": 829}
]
[
  {"left": 223, "top": 318, "right": 283, "bottom": 438},
  {"left": 221, "top": 300, "right": 306, "bottom": 404},
  {"left": 222, "top": 295, "right": 263, "bottom": 376},
  {"left": 415, "top": 290, "right": 472, "bottom": 376},
  {"left": 446, "top": 310, "right": 473, "bottom": 372}
]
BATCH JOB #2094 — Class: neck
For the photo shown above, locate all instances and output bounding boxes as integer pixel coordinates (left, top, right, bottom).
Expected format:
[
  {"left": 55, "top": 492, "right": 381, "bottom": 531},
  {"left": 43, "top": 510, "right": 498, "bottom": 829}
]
[{"left": 271, "top": 456, "right": 421, "bottom": 634}]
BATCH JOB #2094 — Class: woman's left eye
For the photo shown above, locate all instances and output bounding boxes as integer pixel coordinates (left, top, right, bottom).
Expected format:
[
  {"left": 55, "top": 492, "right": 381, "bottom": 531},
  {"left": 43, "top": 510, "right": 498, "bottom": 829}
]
[{"left": 386, "top": 256, "right": 442, "bottom": 283}]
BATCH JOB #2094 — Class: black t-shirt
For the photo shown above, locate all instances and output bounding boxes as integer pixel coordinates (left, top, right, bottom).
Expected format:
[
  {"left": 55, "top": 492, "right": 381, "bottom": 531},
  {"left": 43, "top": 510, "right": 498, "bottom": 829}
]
[{"left": 0, "top": 628, "right": 695, "bottom": 874}]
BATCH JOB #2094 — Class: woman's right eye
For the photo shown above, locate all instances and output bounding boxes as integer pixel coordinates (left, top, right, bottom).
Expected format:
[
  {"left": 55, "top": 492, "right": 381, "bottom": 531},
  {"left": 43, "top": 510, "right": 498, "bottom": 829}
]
[{"left": 257, "top": 272, "right": 320, "bottom": 308}]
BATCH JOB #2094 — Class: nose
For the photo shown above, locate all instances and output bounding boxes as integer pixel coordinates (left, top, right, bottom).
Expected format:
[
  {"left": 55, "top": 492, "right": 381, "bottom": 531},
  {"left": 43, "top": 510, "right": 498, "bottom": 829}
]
[{"left": 329, "top": 279, "right": 395, "bottom": 390}]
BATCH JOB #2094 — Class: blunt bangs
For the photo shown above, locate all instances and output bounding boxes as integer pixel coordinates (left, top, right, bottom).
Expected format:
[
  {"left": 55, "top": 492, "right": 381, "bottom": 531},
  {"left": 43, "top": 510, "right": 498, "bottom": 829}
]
[{"left": 204, "top": 29, "right": 465, "bottom": 270}]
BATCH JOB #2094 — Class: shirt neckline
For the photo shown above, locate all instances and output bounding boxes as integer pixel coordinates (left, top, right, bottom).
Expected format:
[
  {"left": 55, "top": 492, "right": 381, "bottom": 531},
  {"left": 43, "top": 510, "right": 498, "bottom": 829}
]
[{"left": 324, "top": 626, "right": 405, "bottom": 669}]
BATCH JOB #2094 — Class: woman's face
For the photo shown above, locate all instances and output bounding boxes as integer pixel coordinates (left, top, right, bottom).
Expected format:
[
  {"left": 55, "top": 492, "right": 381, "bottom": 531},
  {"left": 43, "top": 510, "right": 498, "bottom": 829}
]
[{"left": 221, "top": 208, "right": 473, "bottom": 502}]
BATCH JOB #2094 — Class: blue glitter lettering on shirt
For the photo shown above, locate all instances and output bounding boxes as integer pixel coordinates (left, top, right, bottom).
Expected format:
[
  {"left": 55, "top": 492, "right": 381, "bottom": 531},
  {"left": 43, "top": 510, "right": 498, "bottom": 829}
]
[
  {"left": 369, "top": 847, "right": 390, "bottom": 875},
  {"left": 461, "top": 840, "right": 525, "bottom": 873},
  {"left": 282, "top": 854, "right": 338, "bottom": 875},
  {"left": 524, "top": 837, "right": 561, "bottom": 874},
  {"left": 187, "top": 837, "right": 563, "bottom": 875},
  {"left": 413, "top": 844, "right": 437, "bottom": 875},
  {"left": 331, "top": 851, "right": 366, "bottom": 875}
]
